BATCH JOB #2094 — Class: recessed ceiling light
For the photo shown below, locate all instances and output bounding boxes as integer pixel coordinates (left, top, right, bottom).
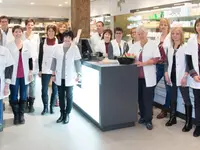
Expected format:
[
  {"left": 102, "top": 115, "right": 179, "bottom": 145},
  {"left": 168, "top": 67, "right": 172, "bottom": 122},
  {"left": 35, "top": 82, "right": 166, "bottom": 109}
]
[
  {"left": 58, "top": 4, "right": 62, "bottom": 7},
  {"left": 30, "top": 2, "right": 35, "bottom": 5},
  {"left": 65, "top": 1, "right": 68, "bottom": 4}
]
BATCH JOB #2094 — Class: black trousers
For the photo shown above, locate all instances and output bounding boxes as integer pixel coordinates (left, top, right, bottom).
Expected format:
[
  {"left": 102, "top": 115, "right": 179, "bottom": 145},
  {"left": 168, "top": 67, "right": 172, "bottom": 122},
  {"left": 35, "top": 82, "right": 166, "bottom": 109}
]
[
  {"left": 193, "top": 89, "right": 200, "bottom": 126},
  {"left": 58, "top": 79, "right": 73, "bottom": 114},
  {"left": 138, "top": 79, "right": 155, "bottom": 123},
  {"left": 171, "top": 84, "right": 191, "bottom": 107}
]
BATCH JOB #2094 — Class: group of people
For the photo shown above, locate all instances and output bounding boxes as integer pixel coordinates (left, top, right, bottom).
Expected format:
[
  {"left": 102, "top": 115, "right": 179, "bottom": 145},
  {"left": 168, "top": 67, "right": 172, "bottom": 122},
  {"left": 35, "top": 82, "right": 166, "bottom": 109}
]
[
  {"left": 91, "top": 19, "right": 200, "bottom": 137},
  {"left": 1, "top": 15, "right": 200, "bottom": 138},
  {"left": 0, "top": 15, "right": 81, "bottom": 127}
]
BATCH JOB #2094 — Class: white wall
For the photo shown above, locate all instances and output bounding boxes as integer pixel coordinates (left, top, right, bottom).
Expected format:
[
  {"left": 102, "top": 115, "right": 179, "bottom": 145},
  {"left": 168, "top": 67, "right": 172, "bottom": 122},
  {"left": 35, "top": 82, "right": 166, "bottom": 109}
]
[
  {"left": 0, "top": 4, "right": 70, "bottom": 18},
  {"left": 91, "top": 0, "right": 189, "bottom": 16}
]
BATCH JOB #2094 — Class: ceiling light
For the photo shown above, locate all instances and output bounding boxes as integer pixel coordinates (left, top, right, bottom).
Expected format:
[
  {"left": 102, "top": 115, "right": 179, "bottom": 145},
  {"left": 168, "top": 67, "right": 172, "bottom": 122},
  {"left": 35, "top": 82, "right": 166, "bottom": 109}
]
[
  {"left": 58, "top": 4, "right": 62, "bottom": 7},
  {"left": 30, "top": 2, "right": 35, "bottom": 5},
  {"left": 65, "top": 1, "right": 68, "bottom": 4}
]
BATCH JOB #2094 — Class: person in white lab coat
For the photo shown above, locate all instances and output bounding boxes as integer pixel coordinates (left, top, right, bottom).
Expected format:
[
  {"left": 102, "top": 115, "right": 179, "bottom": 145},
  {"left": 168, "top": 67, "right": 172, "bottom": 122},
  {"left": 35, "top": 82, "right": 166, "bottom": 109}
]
[
  {"left": 90, "top": 21, "right": 104, "bottom": 53},
  {"left": 0, "top": 16, "right": 14, "bottom": 109},
  {"left": 95, "top": 29, "right": 113, "bottom": 58},
  {"left": 6, "top": 25, "right": 33, "bottom": 125},
  {"left": 54, "top": 22, "right": 68, "bottom": 107},
  {"left": 0, "top": 46, "right": 14, "bottom": 131},
  {"left": 51, "top": 31, "right": 81, "bottom": 124},
  {"left": 155, "top": 18, "right": 172, "bottom": 119},
  {"left": 38, "top": 24, "right": 58, "bottom": 115},
  {"left": 22, "top": 18, "right": 40, "bottom": 113},
  {"left": 129, "top": 26, "right": 160, "bottom": 130},
  {"left": 164, "top": 27, "right": 192, "bottom": 132},
  {"left": 109, "top": 27, "right": 129, "bottom": 59},
  {"left": 0, "top": 16, "right": 14, "bottom": 46},
  {"left": 186, "top": 18, "right": 200, "bottom": 137},
  {"left": 127, "top": 27, "right": 138, "bottom": 48}
]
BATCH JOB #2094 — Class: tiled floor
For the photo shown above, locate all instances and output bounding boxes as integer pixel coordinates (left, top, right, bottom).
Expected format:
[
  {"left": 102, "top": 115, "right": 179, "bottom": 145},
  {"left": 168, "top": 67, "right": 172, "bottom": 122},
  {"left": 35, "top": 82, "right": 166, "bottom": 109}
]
[{"left": 0, "top": 78, "right": 199, "bottom": 150}]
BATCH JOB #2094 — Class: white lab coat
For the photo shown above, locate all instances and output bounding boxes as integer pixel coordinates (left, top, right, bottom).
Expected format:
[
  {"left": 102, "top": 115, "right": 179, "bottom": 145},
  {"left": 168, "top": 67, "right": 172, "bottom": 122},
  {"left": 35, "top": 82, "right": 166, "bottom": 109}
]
[
  {"left": 52, "top": 44, "right": 81, "bottom": 86},
  {"left": 166, "top": 44, "right": 191, "bottom": 86},
  {"left": 185, "top": 35, "right": 200, "bottom": 89},
  {"left": 0, "top": 46, "right": 14, "bottom": 99},
  {"left": 6, "top": 41, "right": 32, "bottom": 85},
  {"left": 1, "top": 28, "right": 14, "bottom": 46},
  {"left": 90, "top": 32, "right": 102, "bottom": 53},
  {"left": 128, "top": 40, "right": 134, "bottom": 49},
  {"left": 22, "top": 32, "right": 40, "bottom": 74},
  {"left": 111, "top": 39, "right": 127, "bottom": 57},
  {"left": 95, "top": 40, "right": 107, "bottom": 56},
  {"left": 129, "top": 40, "right": 160, "bottom": 87},
  {"left": 41, "top": 38, "right": 58, "bottom": 74},
  {"left": 154, "top": 33, "right": 171, "bottom": 51}
]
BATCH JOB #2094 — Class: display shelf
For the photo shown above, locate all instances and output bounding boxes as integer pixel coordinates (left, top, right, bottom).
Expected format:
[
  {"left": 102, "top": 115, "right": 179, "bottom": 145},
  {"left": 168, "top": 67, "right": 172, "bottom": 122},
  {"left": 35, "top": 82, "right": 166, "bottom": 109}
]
[
  {"left": 7, "top": 17, "right": 69, "bottom": 37},
  {"left": 90, "top": 14, "right": 111, "bottom": 33}
]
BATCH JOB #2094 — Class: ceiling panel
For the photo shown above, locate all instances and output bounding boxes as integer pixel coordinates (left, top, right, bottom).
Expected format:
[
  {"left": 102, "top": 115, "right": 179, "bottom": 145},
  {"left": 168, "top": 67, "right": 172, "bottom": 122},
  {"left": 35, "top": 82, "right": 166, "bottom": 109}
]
[{"left": 0, "top": 0, "right": 98, "bottom": 7}]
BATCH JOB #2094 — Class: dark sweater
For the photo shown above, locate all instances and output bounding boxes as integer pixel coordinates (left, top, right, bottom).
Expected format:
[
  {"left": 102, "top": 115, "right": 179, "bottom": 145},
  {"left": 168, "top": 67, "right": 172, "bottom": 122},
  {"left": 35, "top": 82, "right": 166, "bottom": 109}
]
[
  {"left": 187, "top": 43, "right": 200, "bottom": 77},
  {"left": 38, "top": 38, "right": 56, "bottom": 72}
]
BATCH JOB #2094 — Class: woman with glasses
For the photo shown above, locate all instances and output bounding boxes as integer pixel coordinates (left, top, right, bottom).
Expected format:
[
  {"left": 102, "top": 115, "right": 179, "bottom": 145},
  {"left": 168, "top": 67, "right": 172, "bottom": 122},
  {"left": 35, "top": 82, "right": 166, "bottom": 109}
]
[{"left": 109, "top": 27, "right": 129, "bottom": 59}]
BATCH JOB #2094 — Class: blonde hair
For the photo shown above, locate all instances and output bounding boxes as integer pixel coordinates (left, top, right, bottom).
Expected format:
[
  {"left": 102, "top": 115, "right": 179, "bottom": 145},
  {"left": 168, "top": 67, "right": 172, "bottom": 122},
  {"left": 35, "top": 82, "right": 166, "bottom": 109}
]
[
  {"left": 170, "top": 27, "right": 184, "bottom": 46},
  {"left": 159, "top": 18, "right": 170, "bottom": 33},
  {"left": 57, "top": 22, "right": 68, "bottom": 29},
  {"left": 130, "top": 27, "right": 136, "bottom": 33}
]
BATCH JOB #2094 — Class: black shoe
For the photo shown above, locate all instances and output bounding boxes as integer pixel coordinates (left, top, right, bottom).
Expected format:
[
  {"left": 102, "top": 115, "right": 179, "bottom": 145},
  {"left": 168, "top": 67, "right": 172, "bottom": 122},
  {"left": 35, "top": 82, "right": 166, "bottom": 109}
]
[
  {"left": 25, "top": 98, "right": 29, "bottom": 113},
  {"left": 14, "top": 115, "right": 19, "bottom": 125},
  {"left": 166, "top": 102, "right": 177, "bottom": 126},
  {"left": 19, "top": 114, "right": 25, "bottom": 124},
  {"left": 145, "top": 122, "right": 153, "bottom": 130},
  {"left": 182, "top": 105, "right": 192, "bottom": 132},
  {"left": 138, "top": 118, "right": 145, "bottom": 124},
  {"left": 165, "top": 116, "right": 177, "bottom": 126},
  {"left": 63, "top": 113, "right": 69, "bottom": 124},
  {"left": 29, "top": 97, "right": 35, "bottom": 113},
  {"left": 193, "top": 126, "right": 200, "bottom": 137},
  {"left": 50, "top": 106, "right": 54, "bottom": 114},
  {"left": 41, "top": 108, "right": 48, "bottom": 115},
  {"left": 10, "top": 101, "right": 19, "bottom": 125},
  {"left": 56, "top": 112, "right": 64, "bottom": 123},
  {"left": 19, "top": 100, "right": 26, "bottom": 124}
]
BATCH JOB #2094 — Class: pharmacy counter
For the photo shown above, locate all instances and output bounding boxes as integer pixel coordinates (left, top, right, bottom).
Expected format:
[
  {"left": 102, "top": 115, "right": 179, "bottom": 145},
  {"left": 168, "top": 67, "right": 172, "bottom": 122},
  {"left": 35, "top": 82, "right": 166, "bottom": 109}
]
[{"left": 73, "top": 61, "right": 138, "bottom": 131}]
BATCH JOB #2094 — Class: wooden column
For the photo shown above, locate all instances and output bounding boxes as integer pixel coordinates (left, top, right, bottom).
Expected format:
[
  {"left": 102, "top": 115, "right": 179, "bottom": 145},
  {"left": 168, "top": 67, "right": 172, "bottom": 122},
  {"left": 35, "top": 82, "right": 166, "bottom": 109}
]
[{"left": 71, "top": 0, "right": 90, "bottom": 38}]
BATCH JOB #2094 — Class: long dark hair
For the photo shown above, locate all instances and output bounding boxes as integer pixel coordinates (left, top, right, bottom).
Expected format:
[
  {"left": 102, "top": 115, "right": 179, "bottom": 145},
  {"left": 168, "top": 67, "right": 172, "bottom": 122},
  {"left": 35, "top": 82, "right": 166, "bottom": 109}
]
[{"left": 194, "top": 18, "right": 200, "bottom": 34}]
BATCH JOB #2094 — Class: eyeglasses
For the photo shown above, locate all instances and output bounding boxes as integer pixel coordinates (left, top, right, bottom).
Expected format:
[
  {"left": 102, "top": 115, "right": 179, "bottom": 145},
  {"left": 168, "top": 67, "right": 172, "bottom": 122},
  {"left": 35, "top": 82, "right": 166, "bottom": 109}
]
[
  {"left": 115, "top": 32, "right": 122, "bottom": 35},
  {"left": 1, "top": 21, "right": 8, "bottom": 23}
]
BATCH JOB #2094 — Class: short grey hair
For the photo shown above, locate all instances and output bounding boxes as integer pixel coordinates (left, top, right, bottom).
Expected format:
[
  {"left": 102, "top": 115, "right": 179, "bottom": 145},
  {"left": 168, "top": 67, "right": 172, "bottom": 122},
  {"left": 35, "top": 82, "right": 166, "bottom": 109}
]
[{"left": 136, "top": 25, "right": 148, "bottom": 33}]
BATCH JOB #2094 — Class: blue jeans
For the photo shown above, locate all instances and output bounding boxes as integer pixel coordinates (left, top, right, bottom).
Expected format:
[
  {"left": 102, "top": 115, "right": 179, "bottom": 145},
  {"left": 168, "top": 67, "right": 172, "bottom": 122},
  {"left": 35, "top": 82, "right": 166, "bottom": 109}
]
[
  {"left": 41, "top": 74, "right": 58, "bottom": 107},
  {"left": 10, "top": 78, "right": 28, "bottom": 102},
  {"left": 156, "top": 64, "right": 171, "bottom": 109},
  {"left": 0, "top": 100, "right": 3, "bottom": 132}
]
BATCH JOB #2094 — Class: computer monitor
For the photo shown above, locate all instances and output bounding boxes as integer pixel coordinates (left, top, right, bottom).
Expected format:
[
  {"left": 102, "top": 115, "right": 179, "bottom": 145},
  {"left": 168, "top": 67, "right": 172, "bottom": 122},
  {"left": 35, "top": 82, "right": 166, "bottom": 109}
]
[{"left": 78, "top": 39, "right": 93, "bottom": 61}]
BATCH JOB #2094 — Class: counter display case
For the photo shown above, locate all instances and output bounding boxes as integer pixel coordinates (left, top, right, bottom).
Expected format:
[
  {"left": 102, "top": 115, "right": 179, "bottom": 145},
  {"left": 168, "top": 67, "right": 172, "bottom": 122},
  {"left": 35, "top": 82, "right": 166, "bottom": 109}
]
[{"left": 73, "top": 61, "right": 138, "bottom": 131}]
